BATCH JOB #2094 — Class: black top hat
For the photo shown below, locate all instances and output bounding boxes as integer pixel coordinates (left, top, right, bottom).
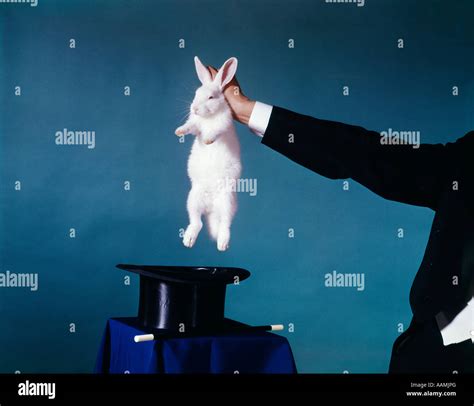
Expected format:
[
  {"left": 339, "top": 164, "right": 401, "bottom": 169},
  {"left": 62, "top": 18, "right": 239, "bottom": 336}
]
[{"left": 117, "top": 264, "right": 251, "bottom": 333}]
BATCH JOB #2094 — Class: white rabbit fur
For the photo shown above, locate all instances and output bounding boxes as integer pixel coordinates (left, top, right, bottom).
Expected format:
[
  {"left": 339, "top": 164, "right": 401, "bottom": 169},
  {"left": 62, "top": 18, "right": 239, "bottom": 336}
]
[{"left": 175, "top": 56, "right": 241, "bottom": 251}]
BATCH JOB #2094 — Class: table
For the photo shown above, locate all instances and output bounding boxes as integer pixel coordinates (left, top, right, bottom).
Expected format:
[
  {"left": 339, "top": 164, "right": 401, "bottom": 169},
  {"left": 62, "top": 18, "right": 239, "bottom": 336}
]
[{"left": 94, "top": 317, "right": 297, "bottom": 374}]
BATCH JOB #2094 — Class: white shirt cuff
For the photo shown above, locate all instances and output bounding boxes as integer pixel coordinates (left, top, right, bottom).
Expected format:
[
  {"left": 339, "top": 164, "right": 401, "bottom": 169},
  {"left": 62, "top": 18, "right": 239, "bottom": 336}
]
[
  {"left": 248, "top": 101, "right": 273, "bottom": 137},
  {"left": 435, "top": 296, "right": 474, "bottom": 346}
]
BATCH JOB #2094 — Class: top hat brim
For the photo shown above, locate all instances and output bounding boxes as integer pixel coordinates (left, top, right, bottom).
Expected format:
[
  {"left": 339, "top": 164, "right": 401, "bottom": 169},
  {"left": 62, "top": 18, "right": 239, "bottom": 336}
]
[{"left": 116, "top": 264, "right": 251, "bottom": 284}]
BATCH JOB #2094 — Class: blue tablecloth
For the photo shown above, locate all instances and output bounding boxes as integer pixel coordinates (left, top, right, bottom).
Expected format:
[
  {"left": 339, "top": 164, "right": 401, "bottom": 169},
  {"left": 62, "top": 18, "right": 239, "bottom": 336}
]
[{"left": 94, "top": 318, "right": 297, "bottom": 374}]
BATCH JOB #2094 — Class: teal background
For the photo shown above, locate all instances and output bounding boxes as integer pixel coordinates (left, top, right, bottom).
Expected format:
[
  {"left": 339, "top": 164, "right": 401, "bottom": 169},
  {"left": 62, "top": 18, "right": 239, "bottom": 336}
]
[{"left": 0, "top": 0, "right": 473, "bottom": 373}]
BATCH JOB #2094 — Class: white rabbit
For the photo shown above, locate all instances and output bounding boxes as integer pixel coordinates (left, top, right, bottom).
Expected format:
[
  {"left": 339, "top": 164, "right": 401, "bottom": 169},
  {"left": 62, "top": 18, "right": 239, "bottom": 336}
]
[{"left": 175, "top": 56, "right": 241, "bottom": 251}]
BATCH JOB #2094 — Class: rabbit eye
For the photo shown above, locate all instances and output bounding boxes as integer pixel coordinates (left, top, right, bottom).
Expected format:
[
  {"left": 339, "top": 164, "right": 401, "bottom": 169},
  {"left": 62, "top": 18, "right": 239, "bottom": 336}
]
[{"left": 208, "top": 96, "right": 213, "bottom": 100}]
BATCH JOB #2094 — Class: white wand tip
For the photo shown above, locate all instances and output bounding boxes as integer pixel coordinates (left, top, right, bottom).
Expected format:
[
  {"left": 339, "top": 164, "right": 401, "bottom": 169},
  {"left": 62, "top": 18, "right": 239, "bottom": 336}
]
[{"left": 134, "top": 334, "right": 155, "bottom": 343}]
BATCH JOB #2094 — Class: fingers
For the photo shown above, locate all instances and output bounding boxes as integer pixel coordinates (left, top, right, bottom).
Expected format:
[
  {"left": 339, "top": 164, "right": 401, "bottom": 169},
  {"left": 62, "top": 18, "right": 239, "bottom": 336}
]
[
  {"left": 207, "top": 65, "right": 242, "bottom": 93},
  {"left": 207, "top": 65, "right": 218, "bottom": 79},
  {"left": 205, "top": 63, "right": 249, "bottom": 124}
]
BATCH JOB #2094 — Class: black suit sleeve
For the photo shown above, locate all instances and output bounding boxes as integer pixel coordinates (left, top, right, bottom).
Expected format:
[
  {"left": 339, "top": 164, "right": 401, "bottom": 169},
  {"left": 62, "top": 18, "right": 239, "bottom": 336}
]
[{"left": 261, "top": 106, "right": 459, "bottom": 210}]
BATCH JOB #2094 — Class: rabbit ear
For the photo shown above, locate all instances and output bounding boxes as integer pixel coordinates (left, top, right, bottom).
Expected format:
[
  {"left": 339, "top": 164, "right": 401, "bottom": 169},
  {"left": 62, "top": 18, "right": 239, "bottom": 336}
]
[
  {"left": 194, "top": 56, "right": 212, "bottom": 85},
  {"left": 214, "top": 57, "right": 238, "bottom": 89}
]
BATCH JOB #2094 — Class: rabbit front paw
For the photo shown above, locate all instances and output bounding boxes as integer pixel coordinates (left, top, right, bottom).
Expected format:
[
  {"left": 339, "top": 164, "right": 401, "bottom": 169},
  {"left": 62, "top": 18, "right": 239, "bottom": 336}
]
[{"left": 175, "top": 125, "right": 189, "bottom": 136}]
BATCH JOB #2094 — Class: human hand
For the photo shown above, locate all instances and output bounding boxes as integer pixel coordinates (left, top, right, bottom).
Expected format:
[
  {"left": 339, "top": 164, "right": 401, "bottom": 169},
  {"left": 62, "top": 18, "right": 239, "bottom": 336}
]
[{"left": 208, "top": 66, "right": 255, "bottom": 125}]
